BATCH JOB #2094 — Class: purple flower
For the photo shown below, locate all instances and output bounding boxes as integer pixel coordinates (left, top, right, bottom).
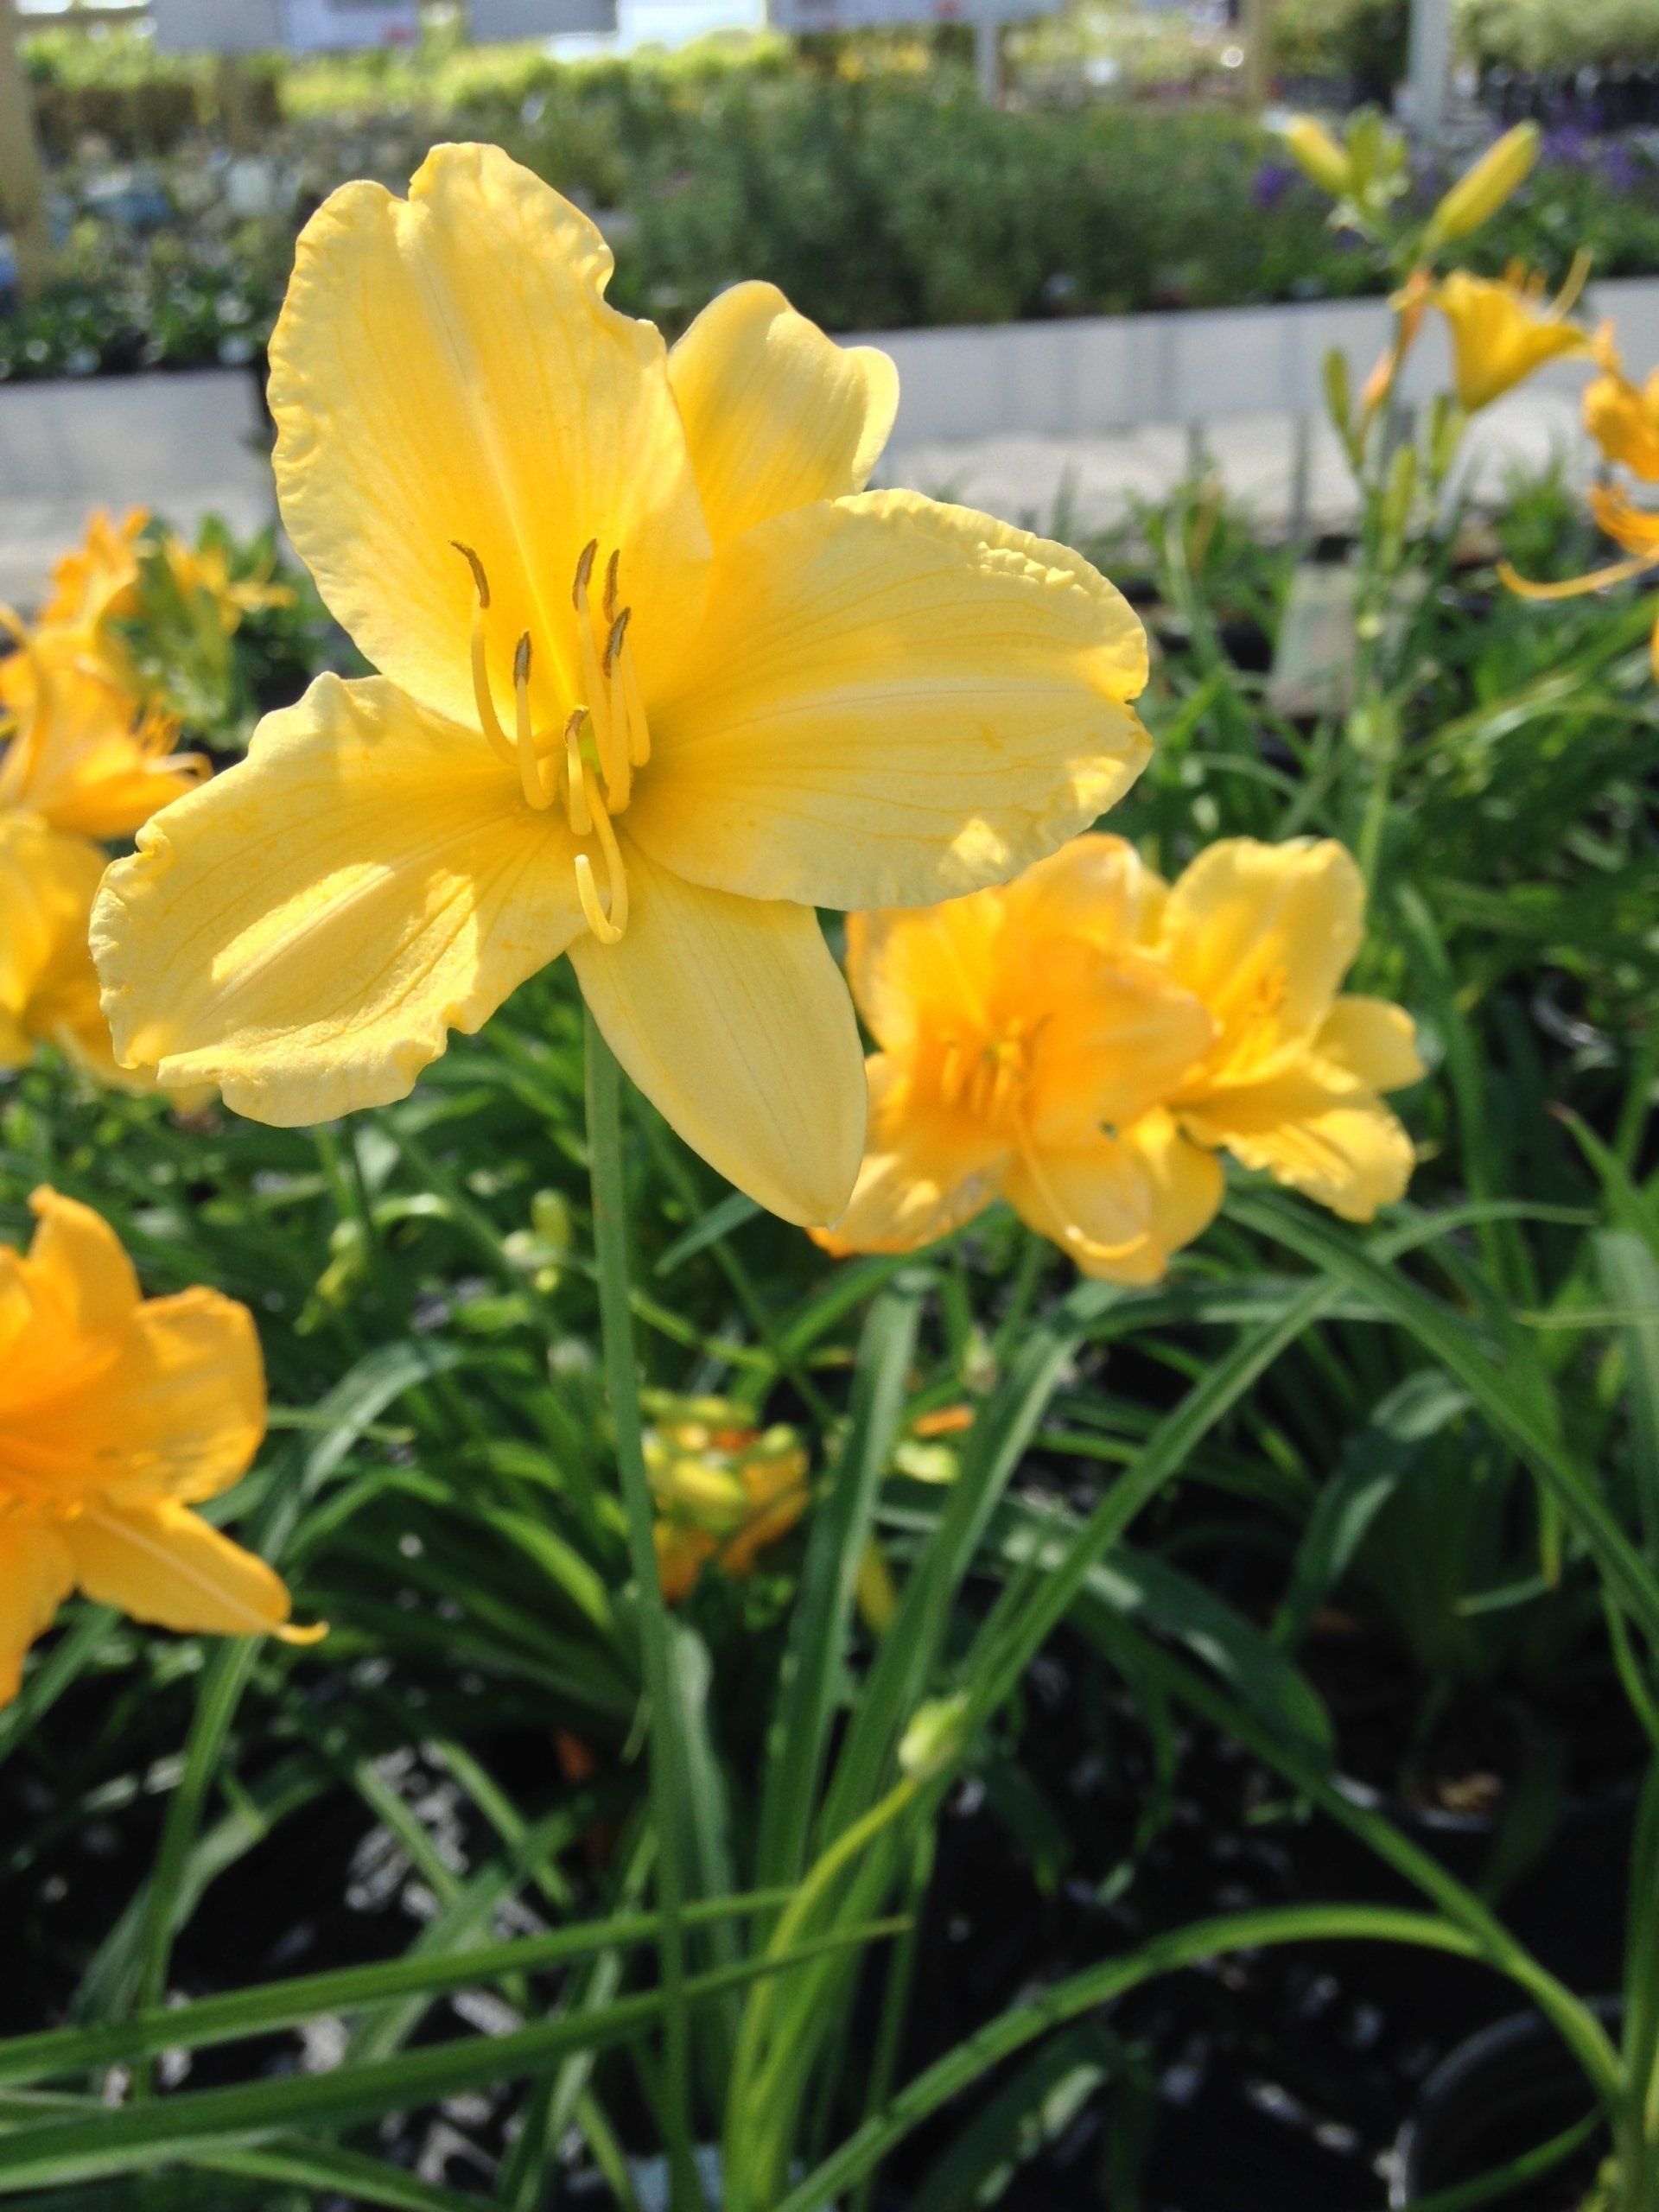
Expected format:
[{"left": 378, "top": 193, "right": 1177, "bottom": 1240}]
[{"left": 1251, "top": 159, "right": 1295, "bottom": 211}]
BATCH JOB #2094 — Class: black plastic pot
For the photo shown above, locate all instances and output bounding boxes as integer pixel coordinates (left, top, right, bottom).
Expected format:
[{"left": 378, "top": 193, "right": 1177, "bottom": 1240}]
[{"left": 1391, "top": 2006, "right": 1615, "bottom": 2209}]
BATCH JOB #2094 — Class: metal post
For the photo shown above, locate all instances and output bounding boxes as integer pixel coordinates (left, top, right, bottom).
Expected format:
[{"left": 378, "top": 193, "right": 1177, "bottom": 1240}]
[
  {"left": 0, "top": 0, "right": 50, "bottom": 302},
  {"left": 973, "top": 4, "right": 1001, "bottom": 105},
  {"left": 1405, "top": 0, "right": 1452, "bottom": 137},
  {"left": 1242, "top": 0, "right": 1274, "bottom": 111}
]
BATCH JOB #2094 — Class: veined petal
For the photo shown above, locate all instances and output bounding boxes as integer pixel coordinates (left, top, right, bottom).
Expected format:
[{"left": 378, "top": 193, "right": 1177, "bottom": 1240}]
[
  {"left": 1023, "top": 948, "right": 1216, "bottom": 1144},
  {"left": 270, "top": 143, "right": 709, "bottom": 728},
  {"left": 571, "top": 844, "right": 866, "bottom": 1226},
  {"left": 92, "top": 676, "right": 584, "bottom": 1126},
  {"left": 1007, "top": 1109, "right": 1224, "bottom": 1283},
  {"left": 668, "top": 282, "right": 899, "bottom": 544},
  {"left": 813, "top": 1056, "right": 1009, "bottom": 1256},
  {"left": 62, "top": 1502, "right": 313, "bottom": 1643},
  {"left": 25, "top": 1188, "right": 140, "bottom": 1338},
  {"left": 1179, "top": 1065, "right": 1416, "bottom": 1221},
  {"left": 1160, "top": 839, "right": 1364, "bottom": 1060},
  {"left": 1316, "top": 995, "right": 1424, "bottom": 1092},
  {"left": 0, "top": 1518, "right": 73, "bottom": 1706},
  {"left": 632, "top": 491, "right": 1150, "bottom": 911},
  {"left": 999, "top": 831, "right": 1169, "bottom": 953},
  {"left": 0, "top": 642, "right": 203, "bottom": 840}
]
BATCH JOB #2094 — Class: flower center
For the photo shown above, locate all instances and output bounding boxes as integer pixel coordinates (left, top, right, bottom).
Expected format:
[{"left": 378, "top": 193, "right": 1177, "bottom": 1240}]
[
  {"left": 453, "top": 537, "right": 652, "bottom": 947},
  {"left": 935, "top": 1024, "right": 1034, "bottom": 1135}
]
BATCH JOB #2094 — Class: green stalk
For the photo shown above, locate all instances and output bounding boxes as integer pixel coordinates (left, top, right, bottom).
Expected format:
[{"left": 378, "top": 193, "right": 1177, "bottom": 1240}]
[{"left": 583, "top": 1009, "right": 700, "bottom": 2212}]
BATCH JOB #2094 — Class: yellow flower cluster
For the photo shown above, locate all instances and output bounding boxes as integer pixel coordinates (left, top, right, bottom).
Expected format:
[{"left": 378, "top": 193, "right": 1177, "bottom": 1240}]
[
  {"left": 0, "top": 512, "right": 205, "bottom": 1084},
  {"left": 0, "top": 1187, "right": 315, "bottom": 1704},
  {"left": 645, "top": 1395, "right": 812, "bottom": 1601},
  {"left": 817, "top": 836, "right": 1421, "bottom": 1281}
]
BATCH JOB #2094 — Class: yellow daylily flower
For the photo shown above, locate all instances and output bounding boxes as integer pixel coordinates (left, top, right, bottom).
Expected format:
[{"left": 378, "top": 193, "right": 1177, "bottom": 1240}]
[
  {"left": 815, "top": 836, "right": 1224, "bottom": 1281},
  {"left": 1155, "top": 838, "right": 1424, "bottom": 1221},
  {"left": 36, "top": 508, "right": 148, "bottom": 639},
  {"left": 819, "top": 835, "right": 1422, "bottom": 1278},
  {"left": 1431, "top": 257, "right": 1595, "bottom": 414},
  {"left": 0, "top": 626, "right": 205, "bottom": 841},
  {"left": 0, "top": 1186, "right": 319, "bottom": 1706},
  {"left": 90, "top": 143, "right": 1150, "bottom": 1228},
  {"left": 645, "top": 1395, "right": 812, "bottom": 1603},
  {"left": 164, "top": 537, "right": 296, "bottom": 635},
  {"left": 1583, "top": 328, "right": 1659, "bottom": 481}
]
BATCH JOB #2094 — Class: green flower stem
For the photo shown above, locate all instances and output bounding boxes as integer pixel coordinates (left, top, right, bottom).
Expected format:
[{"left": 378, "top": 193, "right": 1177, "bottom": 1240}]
[{"left": 583, "top": 1010, "right": 700, "bottom": 2212}]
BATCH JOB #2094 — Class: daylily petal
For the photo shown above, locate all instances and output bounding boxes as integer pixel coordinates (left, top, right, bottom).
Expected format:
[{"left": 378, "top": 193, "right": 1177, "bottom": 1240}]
[
  {"left": 1006, "top": 1109, "right": 1224, "bottom": 1283},
  {"left": 1179, "top": 1065, "right": 1415, "bottom": 1221},
  {"left": 1159, "top": 838, "right": 1364, "bottom": 1061},
  {"left": 62, "top": 1501, "right": 311, "bottom": 1642},
  {"left": 813, "top": 1055, "right": 1009, "bottom": 1256},
  {"left": 0, "top": 641, "right": 202, "bottom": 840},
  {"left": 25, "top": 1188, "right": 140, "bottom": 1337},
  {"left": 269, "top": 143, "right": 709, "bottom": 729},
  {"left": 999, "top": 831, "right": 1169, "bottom": 954},
  {"left": 632, "top": 490, "right": 1149, "bottom": 911},
  {"left": 570, "top": 844, "right": 866, "bottom": 1226},
  {"left": 0, "top": 815, "right": 106, "bottom": 1072},
  {"left": 1022, "top": 945, "right": 1216, "bottom": 1144},
  {"left": 92, "top": 676, "right": 584, "bottom": 1126},
  {"left": 668, "top": 281, "right": 899, "bottom": 544},
  {"left": 0, "top": 1518, "right": 73, "bottom": 1706},
  {"left": 17, "top": 1287, "right": 264, "bottom": 1508},
  {"left": 1316, "top": 995, "right": 1425, "bottom": 1092}
]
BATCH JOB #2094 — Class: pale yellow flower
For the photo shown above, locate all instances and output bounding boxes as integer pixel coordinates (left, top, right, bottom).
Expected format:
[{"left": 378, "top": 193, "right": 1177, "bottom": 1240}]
[
  {"left": 164, "top": 537, "right": 296, "bottom": 635},
  {"left": 645, "top": 1396, "right": 812, "bottom": 1602},
  {"left": 0, "top": 626, "right": 204, "bottom": 841},
  {"left": 0, "top": 815, "right": 135, "bottom": 1085},
  {"left": 90, "top": 144, "right": 1149, "bottom": 1227},
  {"left": 820, "top": 836, "right": 1421, "bottom": 1279},
  {"left": 815, "top": 836, "right": 1222, "bottom": 1281},
  {"left": 1432, "top": 258, "right": 1594, "bottom": 413},
  {"left": 0, "top": 1186, "right": 319, "bottom": 1707}
]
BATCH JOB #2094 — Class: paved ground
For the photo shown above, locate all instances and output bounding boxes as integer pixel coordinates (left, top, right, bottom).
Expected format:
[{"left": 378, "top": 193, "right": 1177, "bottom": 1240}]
[{"left": 0, "top": 364, "right": 1591, "bottom": 611}]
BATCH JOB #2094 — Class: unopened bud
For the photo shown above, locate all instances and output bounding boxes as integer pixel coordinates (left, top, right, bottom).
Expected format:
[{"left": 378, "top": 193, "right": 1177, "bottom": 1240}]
[
  {"left": 1281, "top": 115, "right": 1352, "bottom": 199},
  {"left": 1427, "top": 124, "right": 1539, "bottom": 250}
]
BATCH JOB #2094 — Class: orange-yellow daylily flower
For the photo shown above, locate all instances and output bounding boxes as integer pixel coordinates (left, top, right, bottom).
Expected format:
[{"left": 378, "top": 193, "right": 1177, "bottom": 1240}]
[
  {"left": 1502, "top": 482, "right": 1659, "bottom": 680},
  {"left": 0, "top": 816, "right": 141, "bottom": 1085},
  {"left": 645, "top": 1395, "right": 812, "bottom": 1602},
  {"left": 815, "top": 836, "right": 1222, "bottom": 1281},
  {"left": 0, "top": 626, "right": 204, "bottom": 840},
  {"left": 164, "top": 537, "right": 296, "bottom": 635},
  {"left": 818, "top": 835, "right": 1421, "bottom": 1280},
  {"left": 37, "top": 508, "right": 148, "bottom": 638},
  {"left": 1583, "top": 327, "right": 1659, "bottom": 481},
  {"left": 90, "top": 144, "right": 1149, "bottom": 1227},
  {"left": 1431, "top": 257, "right": 1594, "bottom": 414},
  {"left": 1153, "top": 838, "right": 1424, "bottom": 1222},
  {"left": 0, "top": 1186, "right": 319, "bottom": 1706}
]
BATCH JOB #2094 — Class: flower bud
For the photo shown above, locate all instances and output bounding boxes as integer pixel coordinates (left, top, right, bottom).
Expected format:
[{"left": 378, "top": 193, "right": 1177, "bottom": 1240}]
[
  {"left": 899, "top": 1694, "right": 970, "bottom": 1783},
  {"left": 1281, "top": 115, "right": 1352, "bottom": 199},
  {"left": 1427, "top": 124, "right": 1540, "bottom": 249}
]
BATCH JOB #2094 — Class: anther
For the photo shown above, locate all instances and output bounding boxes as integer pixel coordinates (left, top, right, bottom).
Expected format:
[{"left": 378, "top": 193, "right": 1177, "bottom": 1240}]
[
  {"left": 603, "top": 607, "right": 631, "bottom": 677},
  {"left": 603, "top": 549, "right": 620, "bottom": 623},
  {"left": 572, "top": 538, "right": 599, "bottom": 611},
  {"left": 451, "top": 540, "right": 491, "bottom": 610}
]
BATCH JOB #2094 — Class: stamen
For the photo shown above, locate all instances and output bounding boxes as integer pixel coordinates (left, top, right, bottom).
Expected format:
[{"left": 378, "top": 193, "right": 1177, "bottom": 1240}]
[
  {"left": 584, "top": 762, "right": 631, "bottom": 938},
  {"left": 564, "top": 710, "right": 593, "bottom": 835},
  {"left": 603, "top": 550, "right": 620, "bottom": 624},
  {"left": 514, "top": 634, "right": 549, "bottom": 809},
  {"left": 453, "top": 542, "right": 516, "bottom": 770},
  {"left": 575, "top": 855, "right": 624, "bottom": 945},
  {"left": 572, "top": 538, "right": 599, "bottom": 613},
  {"left": 603, "top": 607, "right": 631, "bottom": 677},
  {"left": 938, "top": 1041, "right": 965, "bottom": 1107}
]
